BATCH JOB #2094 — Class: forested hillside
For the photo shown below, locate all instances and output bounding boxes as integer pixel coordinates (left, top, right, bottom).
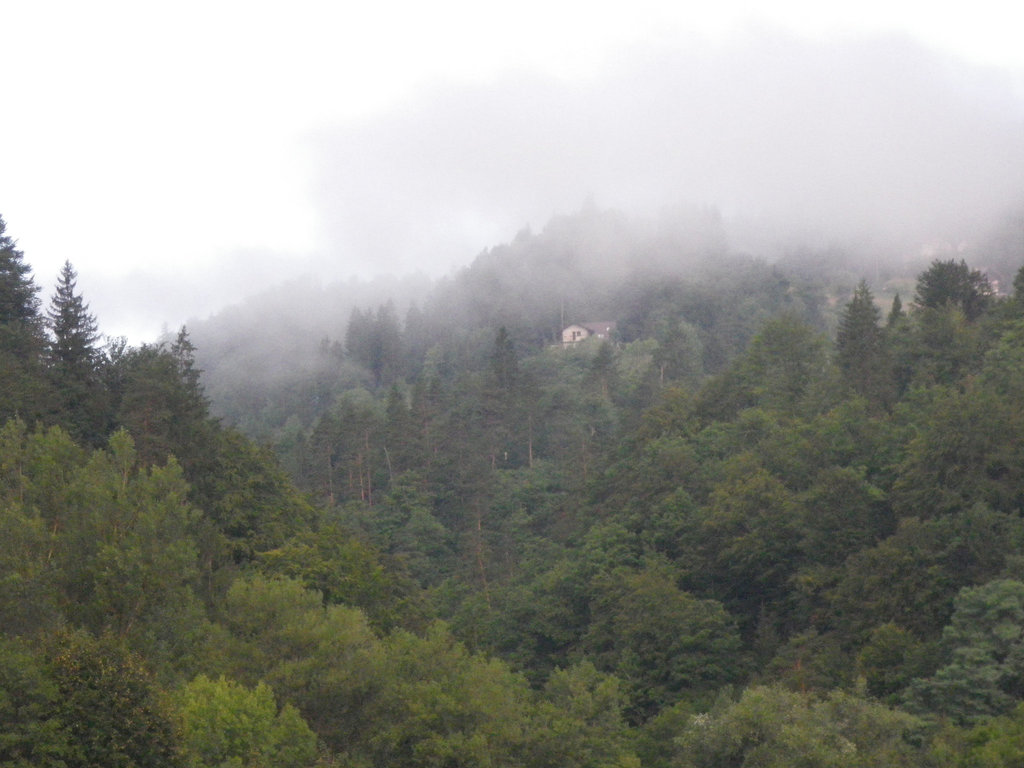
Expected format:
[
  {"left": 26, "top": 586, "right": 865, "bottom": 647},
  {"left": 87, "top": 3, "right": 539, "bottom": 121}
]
[{"left": 7, "top": 208, "right": 1024, "bottom": 766}]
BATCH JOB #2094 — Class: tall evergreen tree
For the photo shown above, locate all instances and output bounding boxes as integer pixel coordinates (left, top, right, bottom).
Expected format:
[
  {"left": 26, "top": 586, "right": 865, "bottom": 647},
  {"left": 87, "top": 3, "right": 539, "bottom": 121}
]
[
  {"left": 836, "top": 280, "right": 892, "bottom": 405},
  {"left": 46, "top": 261, "right": 101, "bottom": 372},
  {"left": 46, "top": 261, "right": 106, "bottom": 442},
  {"left": 489, "top": 326, "right": 519, "bottom": 393},
  {"left": 346, "top": 303, "right": 402, "bottom": 387},
  {"left": 886, "top": 292, "right": 904, "bottom": 327},
  {"left": 0, "top": 216, "right": 42, "bottom": 334},
  {"left": 0, "top": 216, "right": 50, "bottom": 423}
]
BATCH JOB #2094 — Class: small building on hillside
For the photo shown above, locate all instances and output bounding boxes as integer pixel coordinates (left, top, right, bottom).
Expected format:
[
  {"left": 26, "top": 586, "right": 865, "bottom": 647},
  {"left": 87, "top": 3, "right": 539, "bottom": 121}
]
[{"left": 562, "top": 321, "right": 617, "bottom": 346}]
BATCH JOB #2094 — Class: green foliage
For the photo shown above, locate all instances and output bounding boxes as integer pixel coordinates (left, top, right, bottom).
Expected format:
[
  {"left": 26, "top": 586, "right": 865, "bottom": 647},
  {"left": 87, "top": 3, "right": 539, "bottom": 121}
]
[
  {"left": 346, "top": 303, "right": 402, "bottom": 387},
  {"left": 10, "top": 219, "right": 1024, "bottom": 763},
  {"left": 689, "top": 456, "right": 803, "bottom": 624},
  {"left": 798, "top": 466, "right": 890, "bottom": 566},
  {"left": 856, "top": 623, "right": 932, "bottom": 704},
  {"left": 0, "top": 216, "right": 41, "bottom": 330},
  {"left": 676, "top": 685, "right": 924, "bottom": 768},
  {"left": 45, "top": 261, "right": 107, "bottom": 443},
  {"left": 652, "top": 318, "right": 704, "bottom": 387},
  {"left": 45, "top": 629, "right": 182, "bottom": 768},
  {"left": 195, "top": 428, "right": 316, "bottom": 565},
  {"left": 892, "top": 384, "right": 1024, "bottom": 517},
  {"left": 220, "top": 574, "right": 383, "bottom": 749},
  {"left": 363, "top": 622, "right": 532, "bottom": 768},
  {"left": 906, "top": 579, "right": 1024, "bottom": 725},
  {"left": 530, "top": 661, "right": 639, "bottom": 768},
  {"left": 832, "top": 507, "right": 1024, "bottom": 640},
  {"left": 914, "top": 258, "right": 993, "bottom": 321},
  {"left": 693, "top": 313, "right": 833, "bottom": 421},
  {"left": 0, "top": 217, "right": 50, "bottom": 426},
  {"left": 954, "top": 702, "right": 1024, "bottom": 767},
  {"left": 582, "top": 560, "right": 744, "bottom": 721},
  {"left": 0, "top": 636, "right": 69, "bottom": 768},
  {"left": 45, "top": 261, "right": 101, "bottom": 374},
  {"left": 737, "top": 312, "right": 832, "bottom": 414},
  {"left": 258, "top": 523, "right": 416, "bottom": 631},
  {"left": 836, "top": 280, "right": 893, "bottom": 405},
  {"left": 112, "top": 332, "right": 214, "bottom": 471},
  {"left": 174, "top": 674, "right": 317, "bottom": 768}
]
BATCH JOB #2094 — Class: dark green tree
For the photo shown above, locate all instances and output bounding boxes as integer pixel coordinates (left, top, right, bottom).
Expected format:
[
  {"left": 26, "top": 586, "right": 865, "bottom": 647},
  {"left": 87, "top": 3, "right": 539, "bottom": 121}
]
[
  {"left": 0, "top": 636, "right": 70, "bottom": 767},
  {"left": 887, "top": 292, "right": 904, "bottom": 327},
  {"left": 45, "top": 261, "right": 107, "bottom": 442},
  {"left": 490, "top": 326, "right": 519, "bottom": 392},
  {"left": 46, "top": 261, "right": 101, "bottom": 373},
  {"left": 112, "top": 329, "right": 214, "bottom": 474},
  {"left": 0, "top": 216, "right": 44, "bottom": 350},
  {"left": 588, "top": 340, "right": 619, "bottom": 399},
  {"left": 836, "top": 280, "right": 892, "bottom": 405},
  {"left": 582, "top": 560, "right": 744, "bottom": 721},
  {"left": 45, "top": 629, "right": 182, "bottom": 768},
  {"left": 905, "top": 579, "right": 1024, "bottom": 724},
  {"left": 914, "top": 258, "right": 993, "bottom": 321},
  {"left": 0, "top": 216, "right": 50, "bottom": 424},
  {"left": 346, "top": 303, "right": 402, "bottom": 387},
  {"left": 655, "top": 320, "right": 704, "bottom": 387}
]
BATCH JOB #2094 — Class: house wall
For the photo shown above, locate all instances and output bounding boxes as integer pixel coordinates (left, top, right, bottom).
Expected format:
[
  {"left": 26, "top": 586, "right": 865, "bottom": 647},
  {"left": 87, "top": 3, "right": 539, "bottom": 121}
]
[{"left": 562, "top": 325, "right": 590, "bottom": 345}]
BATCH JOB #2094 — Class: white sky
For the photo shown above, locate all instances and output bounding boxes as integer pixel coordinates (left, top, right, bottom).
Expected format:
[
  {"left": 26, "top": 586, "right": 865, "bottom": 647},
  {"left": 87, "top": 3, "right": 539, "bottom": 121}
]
[{"left": 2, "top": 1, "right": 1023, "bottom": 341}]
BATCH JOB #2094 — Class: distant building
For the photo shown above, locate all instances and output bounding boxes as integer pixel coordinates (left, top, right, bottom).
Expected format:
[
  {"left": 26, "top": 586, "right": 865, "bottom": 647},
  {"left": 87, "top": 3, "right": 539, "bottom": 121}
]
[{"left": 561, "top": 321, "right": 617, "bottom": 346}]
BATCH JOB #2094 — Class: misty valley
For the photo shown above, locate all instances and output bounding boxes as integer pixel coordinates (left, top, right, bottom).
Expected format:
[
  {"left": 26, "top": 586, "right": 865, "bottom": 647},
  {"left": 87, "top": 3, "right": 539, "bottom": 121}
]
[{"left": 6, "top": 205, "right": 1024, "bottom": 767}]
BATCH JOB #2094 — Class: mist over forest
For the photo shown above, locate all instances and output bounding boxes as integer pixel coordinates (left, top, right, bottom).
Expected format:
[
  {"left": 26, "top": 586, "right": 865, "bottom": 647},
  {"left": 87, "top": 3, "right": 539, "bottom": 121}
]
[
  {"left": 178, "top": 29, "right": 1024, "bottom": 419},
  {"left": 308, "top": 31, "right": 1024, "bottom": 276},
  {"left": 11, "top": 28, "right": 1021, "bottom": 344}
]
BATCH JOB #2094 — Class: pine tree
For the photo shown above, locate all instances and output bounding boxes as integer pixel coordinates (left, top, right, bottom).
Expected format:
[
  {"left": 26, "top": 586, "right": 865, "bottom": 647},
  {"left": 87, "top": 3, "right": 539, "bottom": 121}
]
[
  {"left": 836, "top": 280, "right": 892, "bottom": 406},
  {"left": 46, "top": 261, "right": 107, "bottom": 442},
  {"left": 345, "top": 303, "right": 401, "bottom": 387},
  {"left": 886, "top": 293, "right": 904, "bottom": 327},
  {"left": 490, "top": 326, "right": 518, "bottom": 392},
  {"left": 0, "top": 216, "right": 42, "bottom": 333},
  {"left": 47, "top": 261, "right": 101, "bottom": 372},
  {"left": 0, "top": 215, "right": 51, "bottom": 423}
]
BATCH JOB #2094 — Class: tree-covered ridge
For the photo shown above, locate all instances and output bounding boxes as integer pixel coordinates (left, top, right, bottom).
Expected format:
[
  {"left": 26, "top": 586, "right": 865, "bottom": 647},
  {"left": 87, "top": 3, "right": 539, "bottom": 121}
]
[{"left": 6, "top": 206, "right": 1024, "bottom": 766}]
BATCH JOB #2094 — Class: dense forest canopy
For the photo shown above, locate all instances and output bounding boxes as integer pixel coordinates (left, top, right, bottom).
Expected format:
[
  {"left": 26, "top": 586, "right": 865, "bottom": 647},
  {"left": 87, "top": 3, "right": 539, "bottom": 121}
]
[{"left": 6, "top": 207, "right": 1024, "bottom": 766}]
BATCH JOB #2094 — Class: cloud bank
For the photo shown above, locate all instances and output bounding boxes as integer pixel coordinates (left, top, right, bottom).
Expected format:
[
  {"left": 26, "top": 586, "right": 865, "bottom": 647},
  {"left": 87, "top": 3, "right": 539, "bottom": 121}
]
[{"left": 310, "top": 30, "right": 1024, "bottom": 274}]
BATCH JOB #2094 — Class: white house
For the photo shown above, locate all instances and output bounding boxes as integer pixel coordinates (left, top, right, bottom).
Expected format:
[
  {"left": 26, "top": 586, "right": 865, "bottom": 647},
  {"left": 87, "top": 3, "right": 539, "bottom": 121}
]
[{"left": 561, "top": 321, "right": 617, "bottom": 346}]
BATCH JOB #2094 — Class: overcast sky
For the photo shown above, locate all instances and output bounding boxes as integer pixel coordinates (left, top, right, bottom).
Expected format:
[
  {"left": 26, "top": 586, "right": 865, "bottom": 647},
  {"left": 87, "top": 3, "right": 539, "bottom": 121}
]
[{"left": 2, "top": 1, "right": 1023, "bottom": 342}]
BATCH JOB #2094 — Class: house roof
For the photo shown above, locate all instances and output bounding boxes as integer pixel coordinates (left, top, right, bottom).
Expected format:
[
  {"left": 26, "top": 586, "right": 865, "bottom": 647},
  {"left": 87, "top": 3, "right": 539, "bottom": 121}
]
[{"left": 580, "top": 321, "right": 616, "bottom": 335}]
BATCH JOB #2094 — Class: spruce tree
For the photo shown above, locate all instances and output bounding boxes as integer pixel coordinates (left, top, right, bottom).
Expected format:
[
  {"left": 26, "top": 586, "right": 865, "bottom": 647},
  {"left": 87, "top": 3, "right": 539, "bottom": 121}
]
[
  {"left": 0, "top": 216, "right": 42, "bottom": 332},
  {"left": 0, "top": 215, "right": 50, "bottom": 423},
  {"left": 47, "top": 260, "right": 101, "bottom": 372},
  {"left": 836, "top": 280, "right": 892, "bottom": 405},
  {"left": 886, "top": 292, "right": 904, "bottom": 327},
  {"left": 46, "top": 261, "right": 107, "bottom": 442}
]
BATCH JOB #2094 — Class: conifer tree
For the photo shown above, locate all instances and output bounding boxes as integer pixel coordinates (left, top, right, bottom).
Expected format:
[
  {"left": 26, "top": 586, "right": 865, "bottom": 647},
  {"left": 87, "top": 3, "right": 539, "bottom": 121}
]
[
  {"left": 836, "top": 280, "right": 892, "bottom": 405},
  {"left": 886, "top": 292, "right": 904, "bottom": 327},
  {"left": 46, "top": 261, "right": 107, "bottom": 442},
  {"left": 46, "top": 261, "right": 101, "bottom": 372},
  {"left": 489, "top": 326, "right": 518, "bottom": 392},
  {"left": 0, "top": 216, "right": 42, "bottom": 334},
  {"left": 0, "top": 216, "right": 51, "bottom": 423}
]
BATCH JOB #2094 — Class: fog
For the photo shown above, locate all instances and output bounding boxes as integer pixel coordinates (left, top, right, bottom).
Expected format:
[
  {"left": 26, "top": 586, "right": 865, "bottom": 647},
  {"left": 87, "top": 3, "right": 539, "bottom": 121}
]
[
  {"left": 7, "top": 23, "right": 1024, "bottom": 343},
  {"left": 311, "top": 31, "right": 1024, "bottom": 277}
]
